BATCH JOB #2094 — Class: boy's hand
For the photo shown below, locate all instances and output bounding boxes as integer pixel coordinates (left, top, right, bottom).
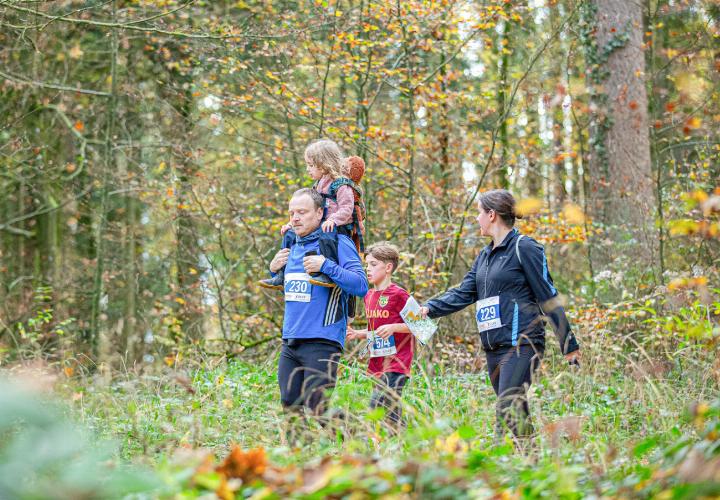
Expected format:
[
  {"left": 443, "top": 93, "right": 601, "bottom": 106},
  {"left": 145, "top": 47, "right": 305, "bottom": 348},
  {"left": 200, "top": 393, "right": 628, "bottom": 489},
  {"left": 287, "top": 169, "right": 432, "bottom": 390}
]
[
  {"left": 346, "top": 327, "right": 367, "bottom": 340},
  {"left": 303, "top": 254, "right": 326, "bottom": 274},
  {"left": 375, "top": 324, "right": 397, "bottom": 339},
  {"left": 280, "top": 223, "right": 292, "bottom": 235},
  {"left": 321, "top": 220, "right": 336, "bottom": 232},
  {"left": 269, "top": 248, "right": 290, "bottom": 273}
]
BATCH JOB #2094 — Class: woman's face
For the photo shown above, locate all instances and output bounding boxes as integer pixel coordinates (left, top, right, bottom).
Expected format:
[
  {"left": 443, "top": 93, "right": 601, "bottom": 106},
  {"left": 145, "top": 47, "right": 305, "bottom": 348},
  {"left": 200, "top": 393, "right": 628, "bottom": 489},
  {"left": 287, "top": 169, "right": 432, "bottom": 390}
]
[
  {"left": 476, "top": 205, "right": 493, "bottom": 236},
  {"left": 305, "top": 156, "right": 324, "bottom": 180}
]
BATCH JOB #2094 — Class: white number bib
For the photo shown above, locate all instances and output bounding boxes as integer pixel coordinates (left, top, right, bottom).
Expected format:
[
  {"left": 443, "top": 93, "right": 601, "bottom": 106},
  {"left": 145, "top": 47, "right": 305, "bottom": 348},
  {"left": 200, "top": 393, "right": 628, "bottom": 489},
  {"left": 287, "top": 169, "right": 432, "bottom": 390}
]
[
  {"left": 367, "top": 332, "right": 397, "bottom": 358},
  {"left": 476, "top": 296, "right": 501, "bottom": 332},
  {"left": 284, "top": 273, "right": 312, "bottom": 302}
]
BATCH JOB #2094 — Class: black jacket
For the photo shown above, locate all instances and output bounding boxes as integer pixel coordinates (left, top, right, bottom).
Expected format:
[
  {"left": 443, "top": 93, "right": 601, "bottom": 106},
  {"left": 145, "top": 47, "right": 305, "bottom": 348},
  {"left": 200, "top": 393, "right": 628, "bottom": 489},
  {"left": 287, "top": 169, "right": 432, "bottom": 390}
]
[{"left": 426, "top": 228, "right": 579, "bottom": 354}]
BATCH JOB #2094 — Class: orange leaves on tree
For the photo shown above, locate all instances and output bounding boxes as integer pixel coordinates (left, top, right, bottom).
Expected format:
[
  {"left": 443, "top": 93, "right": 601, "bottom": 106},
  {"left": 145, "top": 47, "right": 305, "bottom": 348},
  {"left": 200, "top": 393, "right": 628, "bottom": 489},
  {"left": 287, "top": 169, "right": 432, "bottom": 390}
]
[
  {"left": 561, "top": 203, "right": 586, "bottom": 225},
  {"left": 515, "top": 197, "right": 543, "bottom": 216},
  {"left": 667, "top": 276, "right": 708, "bottom": 292},
  {"left": 683, "top": 116, "right": 702, "bottom": 135},
  {"left": 669, "top": 190, "right": 720, "bottom": 239}
]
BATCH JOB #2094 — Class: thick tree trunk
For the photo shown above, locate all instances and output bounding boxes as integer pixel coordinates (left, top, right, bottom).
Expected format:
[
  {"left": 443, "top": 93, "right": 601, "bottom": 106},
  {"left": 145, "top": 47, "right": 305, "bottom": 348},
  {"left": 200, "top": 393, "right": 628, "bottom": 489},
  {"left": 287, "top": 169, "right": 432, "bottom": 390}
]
[{"left": 588, "top": 0, "right": 657, "bottom": 272}]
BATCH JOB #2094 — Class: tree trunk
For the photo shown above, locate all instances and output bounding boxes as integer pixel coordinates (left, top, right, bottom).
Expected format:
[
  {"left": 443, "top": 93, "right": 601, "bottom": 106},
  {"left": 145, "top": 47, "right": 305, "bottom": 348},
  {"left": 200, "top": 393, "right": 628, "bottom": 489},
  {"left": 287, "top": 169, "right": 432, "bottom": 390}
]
[{"left": 587, "top": 0, "right": 656, "bottom": 272}]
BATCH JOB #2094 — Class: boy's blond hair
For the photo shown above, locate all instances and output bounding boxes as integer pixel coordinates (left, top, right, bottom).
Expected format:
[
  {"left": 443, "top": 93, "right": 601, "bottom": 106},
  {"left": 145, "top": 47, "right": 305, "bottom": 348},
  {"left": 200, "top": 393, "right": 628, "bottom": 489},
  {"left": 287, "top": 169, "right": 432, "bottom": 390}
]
[
  {"left": 366, "top": 241, "right": 400, "bottom": 273},
  {"left": 305, "top": 139, "right": 344, "bottom": 179}
]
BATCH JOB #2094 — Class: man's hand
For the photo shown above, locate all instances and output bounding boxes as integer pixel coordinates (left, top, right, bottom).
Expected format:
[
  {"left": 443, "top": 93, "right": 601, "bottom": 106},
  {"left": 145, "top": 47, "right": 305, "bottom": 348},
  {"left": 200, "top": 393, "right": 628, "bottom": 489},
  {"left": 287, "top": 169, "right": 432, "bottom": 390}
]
[
  {"left": 303, "top": 254, "right": 326, "bottom": 274},
  {"left": 419, "top": 306, "right": 429, "bottom": 319},
  {"left": 280, "top": 223, "right": 292, "bottom": 235},
  {"left": 564, "top": 349, "right": 581, "bottom": 366},
  {"left": 269, "top": 248, "right": 290, "bottom": 273},
  {"left": 374, "top": 324, "right": 397, "bottom": 340},
  {"left": 321, "top": 220, "right": 336, "bottom": 232}
]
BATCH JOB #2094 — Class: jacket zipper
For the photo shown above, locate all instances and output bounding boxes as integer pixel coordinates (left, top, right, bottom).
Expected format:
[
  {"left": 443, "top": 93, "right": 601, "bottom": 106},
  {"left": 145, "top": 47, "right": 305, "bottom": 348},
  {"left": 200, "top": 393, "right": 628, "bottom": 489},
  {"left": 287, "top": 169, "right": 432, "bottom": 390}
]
[{"left": 483, "top": 255, "right": 492, "bottom": 350}]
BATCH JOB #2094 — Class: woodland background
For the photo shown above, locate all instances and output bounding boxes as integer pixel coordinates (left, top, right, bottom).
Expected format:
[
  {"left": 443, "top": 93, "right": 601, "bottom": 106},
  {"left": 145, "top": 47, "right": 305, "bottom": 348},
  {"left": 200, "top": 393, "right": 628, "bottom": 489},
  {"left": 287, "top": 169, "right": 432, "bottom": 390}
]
[{"left": 1, "top": 0, "right": 719, "bottom": 498}]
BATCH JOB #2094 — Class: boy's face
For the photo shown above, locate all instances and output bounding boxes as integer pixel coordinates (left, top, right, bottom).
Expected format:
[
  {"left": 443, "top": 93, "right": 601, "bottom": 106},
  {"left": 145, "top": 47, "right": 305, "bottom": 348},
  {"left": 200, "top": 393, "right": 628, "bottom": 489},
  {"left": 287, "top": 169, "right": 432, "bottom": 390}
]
[
  {"left": 305, "top": 156, "right": 324, "bottom": 180},
  {"left": 365, "top": 254, "right": 393, "bottom": 285}
]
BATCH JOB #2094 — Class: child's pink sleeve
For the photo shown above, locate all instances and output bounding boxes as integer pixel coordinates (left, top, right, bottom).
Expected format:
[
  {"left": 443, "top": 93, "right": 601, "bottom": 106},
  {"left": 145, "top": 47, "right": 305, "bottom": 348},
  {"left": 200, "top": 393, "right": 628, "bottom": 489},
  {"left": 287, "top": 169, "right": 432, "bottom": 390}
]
[{"left": 327, "top": 185, "right": 355, "bottom": 226}]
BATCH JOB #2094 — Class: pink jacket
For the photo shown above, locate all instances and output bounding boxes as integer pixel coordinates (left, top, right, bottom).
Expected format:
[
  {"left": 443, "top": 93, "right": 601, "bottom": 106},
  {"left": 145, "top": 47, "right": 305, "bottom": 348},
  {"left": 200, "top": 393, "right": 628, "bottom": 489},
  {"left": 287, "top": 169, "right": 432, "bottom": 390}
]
[{"left": 315, "top": 175, "right": 354, "bottom": 226}]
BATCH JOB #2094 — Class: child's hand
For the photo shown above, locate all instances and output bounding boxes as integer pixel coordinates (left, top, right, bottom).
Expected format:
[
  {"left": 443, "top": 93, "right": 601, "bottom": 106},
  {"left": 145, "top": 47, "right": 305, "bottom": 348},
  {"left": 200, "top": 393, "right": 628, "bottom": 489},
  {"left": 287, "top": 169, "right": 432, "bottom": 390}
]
[
  {"left": 346, "top": 327, "right": 367, "bottom": 340},
  {"left": 280, "top": 223, "right": 292, "bottom": 235},
  {"left": 321, "top": 220, "right": 336, "bottom": 232},
  {"left": 375, "top": 324, "right": 396, "bottom": 339}
]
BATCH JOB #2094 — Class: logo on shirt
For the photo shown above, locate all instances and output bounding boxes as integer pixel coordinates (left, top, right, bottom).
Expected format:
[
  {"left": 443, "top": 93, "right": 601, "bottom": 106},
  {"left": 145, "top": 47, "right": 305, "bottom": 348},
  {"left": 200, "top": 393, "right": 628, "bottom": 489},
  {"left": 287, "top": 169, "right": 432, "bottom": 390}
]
[
  {"left": 367, "top": 309, "right": 390, "bottom": 319},
  {"left": 378, "top": 295, "right": 389, "bottom": 308}
]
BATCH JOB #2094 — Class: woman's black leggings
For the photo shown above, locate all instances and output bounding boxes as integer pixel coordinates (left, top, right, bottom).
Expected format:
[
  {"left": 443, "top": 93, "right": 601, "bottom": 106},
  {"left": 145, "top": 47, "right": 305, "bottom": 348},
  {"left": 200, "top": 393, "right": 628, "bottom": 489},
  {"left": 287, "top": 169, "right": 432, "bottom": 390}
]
[{"left": 485, "top": 344, "right": 543, "bottom": 439}]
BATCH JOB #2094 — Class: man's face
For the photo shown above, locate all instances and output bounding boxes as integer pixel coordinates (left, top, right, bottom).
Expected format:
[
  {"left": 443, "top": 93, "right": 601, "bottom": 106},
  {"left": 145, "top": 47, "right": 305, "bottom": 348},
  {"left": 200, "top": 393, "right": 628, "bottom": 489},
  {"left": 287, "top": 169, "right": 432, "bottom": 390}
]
[{"left": 289, "top": 194, "right": 323, "bottom": 237}]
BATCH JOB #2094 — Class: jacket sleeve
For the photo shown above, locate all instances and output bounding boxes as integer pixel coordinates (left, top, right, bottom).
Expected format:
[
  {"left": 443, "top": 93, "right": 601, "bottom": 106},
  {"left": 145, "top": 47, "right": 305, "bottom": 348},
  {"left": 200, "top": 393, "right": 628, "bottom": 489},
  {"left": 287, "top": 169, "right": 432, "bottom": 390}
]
[
  {"left": 320, "top": 235, "right": 369, "bottom": 297},
  {"left": 518, "top": 238, "right": 579, "bottom": 354},
  {"left": 424, "top": 255, "right": 480, "bottom": 319}
]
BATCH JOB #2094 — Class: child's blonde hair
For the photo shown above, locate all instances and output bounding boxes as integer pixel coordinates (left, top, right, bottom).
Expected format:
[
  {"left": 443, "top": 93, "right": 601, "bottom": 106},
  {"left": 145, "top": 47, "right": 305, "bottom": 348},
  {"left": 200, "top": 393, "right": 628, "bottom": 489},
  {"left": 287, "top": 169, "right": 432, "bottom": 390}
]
[
  {"left": 366, "top": 241, "right": 400, "bottom": 273},
  {"left": 305, "top": 139, "right": 344, "bottom": 179}
]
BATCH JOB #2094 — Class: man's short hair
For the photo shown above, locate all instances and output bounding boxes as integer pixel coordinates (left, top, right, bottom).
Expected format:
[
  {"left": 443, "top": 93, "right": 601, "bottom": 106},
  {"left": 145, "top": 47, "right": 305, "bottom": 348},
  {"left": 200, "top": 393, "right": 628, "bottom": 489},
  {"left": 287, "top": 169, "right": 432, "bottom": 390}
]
[{"left": 292, "top": 188, "right": 324, "bottom": 209}]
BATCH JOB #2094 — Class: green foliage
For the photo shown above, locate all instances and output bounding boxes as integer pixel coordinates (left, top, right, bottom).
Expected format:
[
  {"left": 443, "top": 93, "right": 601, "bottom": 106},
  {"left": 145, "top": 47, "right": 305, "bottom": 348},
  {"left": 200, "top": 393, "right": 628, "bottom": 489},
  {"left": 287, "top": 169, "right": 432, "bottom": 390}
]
[{"left": 0, "top": 379, "right": 158, "bottom": 499}]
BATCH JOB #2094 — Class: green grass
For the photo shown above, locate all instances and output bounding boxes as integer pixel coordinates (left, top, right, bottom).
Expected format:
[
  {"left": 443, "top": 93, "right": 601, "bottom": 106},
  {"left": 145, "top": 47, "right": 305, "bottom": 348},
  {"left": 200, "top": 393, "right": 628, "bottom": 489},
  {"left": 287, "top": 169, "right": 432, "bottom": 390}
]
[{"left": 47, "top": 326, "right": 718, "bottom": 497}]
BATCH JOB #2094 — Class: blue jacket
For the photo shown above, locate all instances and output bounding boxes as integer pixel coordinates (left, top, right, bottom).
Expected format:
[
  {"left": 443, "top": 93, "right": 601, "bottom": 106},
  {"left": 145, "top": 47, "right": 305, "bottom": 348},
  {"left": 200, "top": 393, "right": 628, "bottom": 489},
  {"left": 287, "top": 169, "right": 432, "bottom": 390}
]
[
  {"left": 426, "top": 228, "right": 579, "bottom": 354},
  {"left": 279, "top": 228, "right": 368, "bottom": 348}
]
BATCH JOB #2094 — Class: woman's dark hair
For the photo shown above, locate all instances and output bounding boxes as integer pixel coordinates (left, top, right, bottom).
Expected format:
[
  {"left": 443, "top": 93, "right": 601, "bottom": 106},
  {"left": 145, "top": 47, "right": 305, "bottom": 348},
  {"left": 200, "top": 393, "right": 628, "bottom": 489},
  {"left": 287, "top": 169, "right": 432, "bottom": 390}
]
[{"left": 478, "top": 189, "right": 522, "bottom": 227}]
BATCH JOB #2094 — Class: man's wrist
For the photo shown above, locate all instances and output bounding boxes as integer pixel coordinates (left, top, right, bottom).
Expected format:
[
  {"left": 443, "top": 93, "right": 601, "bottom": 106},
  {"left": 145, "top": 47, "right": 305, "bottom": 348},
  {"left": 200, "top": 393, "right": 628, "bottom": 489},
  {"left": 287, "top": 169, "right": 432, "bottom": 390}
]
[{"left": 319, "top": 257, "right": 331, "bottom": 273}]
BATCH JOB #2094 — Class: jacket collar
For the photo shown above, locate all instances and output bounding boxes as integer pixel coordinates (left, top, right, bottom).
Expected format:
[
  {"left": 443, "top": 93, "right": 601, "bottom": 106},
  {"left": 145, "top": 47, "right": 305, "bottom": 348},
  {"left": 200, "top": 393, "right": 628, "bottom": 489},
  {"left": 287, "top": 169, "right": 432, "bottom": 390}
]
[
  {"left": 295, "top": 227, "right": 323, "bottom": 245},
  {"left": 482, "top": 227, "right": 519, "bottom": 255}
]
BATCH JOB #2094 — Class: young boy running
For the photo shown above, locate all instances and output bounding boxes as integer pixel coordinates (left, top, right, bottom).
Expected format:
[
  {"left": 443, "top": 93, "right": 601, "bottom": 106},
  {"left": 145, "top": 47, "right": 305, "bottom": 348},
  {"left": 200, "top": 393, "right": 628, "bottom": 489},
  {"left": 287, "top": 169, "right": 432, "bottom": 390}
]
[{"left": 347, "top": 242, "right": 414, "bottom": 429}]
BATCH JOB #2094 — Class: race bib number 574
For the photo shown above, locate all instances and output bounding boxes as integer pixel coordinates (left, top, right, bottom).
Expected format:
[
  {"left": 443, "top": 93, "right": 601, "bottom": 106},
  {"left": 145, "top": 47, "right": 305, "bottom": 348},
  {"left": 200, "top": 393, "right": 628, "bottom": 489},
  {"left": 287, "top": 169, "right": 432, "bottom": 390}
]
[{"left": 475, "top": 296, "right": 501, "bottom": 332}]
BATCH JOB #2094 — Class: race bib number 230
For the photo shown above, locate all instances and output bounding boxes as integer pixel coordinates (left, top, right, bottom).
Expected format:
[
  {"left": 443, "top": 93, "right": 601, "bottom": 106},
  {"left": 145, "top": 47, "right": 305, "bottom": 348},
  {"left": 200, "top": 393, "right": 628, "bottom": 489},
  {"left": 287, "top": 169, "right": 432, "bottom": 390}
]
[
  {"left": 475, "top": 296, "right": 501, "bottom": 332},
  {"left": 285, "top": 273, "right": 312, "bottom": 302}
]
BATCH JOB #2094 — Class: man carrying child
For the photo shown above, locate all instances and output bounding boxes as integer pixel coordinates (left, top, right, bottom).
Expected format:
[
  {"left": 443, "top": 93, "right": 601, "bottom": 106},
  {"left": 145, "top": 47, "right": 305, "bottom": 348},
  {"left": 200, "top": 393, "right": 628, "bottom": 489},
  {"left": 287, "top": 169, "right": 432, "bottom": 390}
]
[{"left": 267, "top": 188, "right": 368, "bottom": 423}]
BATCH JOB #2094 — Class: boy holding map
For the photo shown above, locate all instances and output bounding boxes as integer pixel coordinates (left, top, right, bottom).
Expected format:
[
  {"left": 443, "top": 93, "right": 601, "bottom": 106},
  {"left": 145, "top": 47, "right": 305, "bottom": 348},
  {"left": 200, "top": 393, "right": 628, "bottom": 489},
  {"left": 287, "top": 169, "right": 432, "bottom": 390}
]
[{"left": 347, "top": 242, "right": 414, "bottom": 429}]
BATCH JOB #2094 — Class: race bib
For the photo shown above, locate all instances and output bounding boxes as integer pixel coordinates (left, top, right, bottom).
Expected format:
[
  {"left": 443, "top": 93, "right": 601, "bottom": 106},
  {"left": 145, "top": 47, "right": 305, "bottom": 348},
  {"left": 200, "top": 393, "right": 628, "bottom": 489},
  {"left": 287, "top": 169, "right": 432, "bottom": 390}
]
[
  {"left": 367, "top": 332, "right": 397, "bottom": 358},
  {"left": 476, "top": 296, "right": 501, "bottom": 332},
  {"left": 284, "top": 273, "right": 312, "bottom": 302}
]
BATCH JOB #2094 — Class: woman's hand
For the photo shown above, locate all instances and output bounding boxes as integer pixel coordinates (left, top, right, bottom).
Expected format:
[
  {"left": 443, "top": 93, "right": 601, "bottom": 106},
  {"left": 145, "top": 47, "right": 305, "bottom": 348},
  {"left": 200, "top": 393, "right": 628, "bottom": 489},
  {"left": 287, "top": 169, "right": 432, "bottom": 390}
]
[
  {"left": 321, "top": 220, "right": 336, "bottom": 232},
  {"left": 280, "top": 223, "right": 292, "bottom": 235},
  {"left": 564, "top": 349, "right": 580, "bottom": 366}
]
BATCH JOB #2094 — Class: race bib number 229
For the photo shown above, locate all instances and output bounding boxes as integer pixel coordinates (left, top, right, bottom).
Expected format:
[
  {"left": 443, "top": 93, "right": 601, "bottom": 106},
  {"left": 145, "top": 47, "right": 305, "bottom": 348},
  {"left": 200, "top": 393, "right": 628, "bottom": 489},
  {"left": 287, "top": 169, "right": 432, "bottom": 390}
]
[{"left": 475, "top": 296, "right": 501, "bottom": 332}]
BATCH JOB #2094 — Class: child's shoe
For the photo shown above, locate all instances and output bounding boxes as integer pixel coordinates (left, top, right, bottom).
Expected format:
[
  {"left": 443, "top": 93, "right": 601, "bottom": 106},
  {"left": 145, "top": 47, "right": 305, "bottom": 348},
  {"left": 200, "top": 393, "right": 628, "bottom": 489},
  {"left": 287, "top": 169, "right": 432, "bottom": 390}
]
[
  {"left": 308, "top": 273, "right": 336, "bottom": 288},
  {"left": 259, "top": 270, "right": 285, "bottom": 291}
]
